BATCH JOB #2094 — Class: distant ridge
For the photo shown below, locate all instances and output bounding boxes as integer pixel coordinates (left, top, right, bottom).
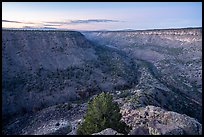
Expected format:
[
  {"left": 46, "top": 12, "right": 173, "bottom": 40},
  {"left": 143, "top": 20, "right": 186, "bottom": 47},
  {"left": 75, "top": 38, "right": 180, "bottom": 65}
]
[
  {"left": 3, "top": 27, "right": 202, "bottom": 32},
  {"left": 82, "top": 27, "right": 202, "bottom": 32}
]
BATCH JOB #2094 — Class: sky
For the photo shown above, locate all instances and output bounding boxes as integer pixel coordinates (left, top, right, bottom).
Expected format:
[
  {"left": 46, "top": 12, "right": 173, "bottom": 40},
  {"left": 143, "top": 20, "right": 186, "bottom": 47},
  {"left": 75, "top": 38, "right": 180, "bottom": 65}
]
[{"left": 2, "top": 2, "right": 202, "bottom": 30}]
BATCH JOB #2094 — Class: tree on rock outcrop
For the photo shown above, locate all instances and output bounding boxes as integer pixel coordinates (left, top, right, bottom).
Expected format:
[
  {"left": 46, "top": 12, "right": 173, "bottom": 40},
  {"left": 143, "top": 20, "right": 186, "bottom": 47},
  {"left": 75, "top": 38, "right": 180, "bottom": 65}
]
[{"left": 77, "top": 92, "right": 131, "bottom": 135}]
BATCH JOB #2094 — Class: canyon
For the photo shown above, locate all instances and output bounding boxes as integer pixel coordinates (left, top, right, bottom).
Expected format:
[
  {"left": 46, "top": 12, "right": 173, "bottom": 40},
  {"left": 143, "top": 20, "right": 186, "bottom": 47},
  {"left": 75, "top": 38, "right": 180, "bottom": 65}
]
[{"left": 2, "top": 28, "right": 202, "bottom": 135}]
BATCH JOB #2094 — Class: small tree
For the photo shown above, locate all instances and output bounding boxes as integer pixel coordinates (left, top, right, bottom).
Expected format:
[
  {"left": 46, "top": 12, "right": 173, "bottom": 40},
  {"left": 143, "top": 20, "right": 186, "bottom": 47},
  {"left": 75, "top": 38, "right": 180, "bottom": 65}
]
[{"left": 77, "top": 92, "right": 131, "bottom": 135}]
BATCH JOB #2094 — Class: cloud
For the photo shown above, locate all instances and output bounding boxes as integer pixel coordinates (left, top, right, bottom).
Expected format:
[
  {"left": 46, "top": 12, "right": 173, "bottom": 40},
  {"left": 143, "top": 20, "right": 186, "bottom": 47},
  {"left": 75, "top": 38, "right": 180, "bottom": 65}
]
[
  {"left": 43, "top": 24, "right": 62, "bottom": 27},
  {"left": 3, "top": 19, "right": 122, "bottom": 30},
  {"left": 44, "top": 19, "right": 120, "bottom": 26},
  {"left": 22, "top": 26, "right": 57, "bottom": 30},
  {"left": 2, "top": 20, "right": 22, "bottom": 23},
  {"left": 2, "top": 20, "right": 37, "bottom": 25},
  {"left": 44, "top": 21, "right": 65, "bottom": 25},
  {"left": 23, "top": 22, "right": 37, "bottom": 25},
  {"left": 70, "top": 19, "right": 119, "bottom": 24}
]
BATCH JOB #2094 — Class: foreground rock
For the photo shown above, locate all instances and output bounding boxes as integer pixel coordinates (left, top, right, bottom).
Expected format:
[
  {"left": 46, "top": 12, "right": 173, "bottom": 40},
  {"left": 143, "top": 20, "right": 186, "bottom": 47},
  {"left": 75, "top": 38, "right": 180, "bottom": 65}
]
[
  {"left": 2, "top": 102, "right": 87, "bottom": 135},
  {"left": 92, "top": 128, "right": 123, "bottom": 135},
  {"left": 120, "top": 105, "right": 202, "bottom": 135},
  {"left": 128, "top": 127, "right": 149, "bottom": 135}
]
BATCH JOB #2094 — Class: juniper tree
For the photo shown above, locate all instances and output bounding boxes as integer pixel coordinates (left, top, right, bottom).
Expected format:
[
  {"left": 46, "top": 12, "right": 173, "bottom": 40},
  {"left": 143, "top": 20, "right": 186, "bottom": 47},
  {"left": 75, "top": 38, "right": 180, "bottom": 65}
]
[{"left": 77, "top": 92, "right": 131, "bottom": 135}]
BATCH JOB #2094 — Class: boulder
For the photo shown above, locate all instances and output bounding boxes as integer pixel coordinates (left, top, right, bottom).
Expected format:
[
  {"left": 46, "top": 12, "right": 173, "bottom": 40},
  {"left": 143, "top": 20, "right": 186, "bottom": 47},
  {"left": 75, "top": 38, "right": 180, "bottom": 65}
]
[
  {"left": 148, "top": 120, "right": 184, "bottom": 135},
  {"left": 128, "top": 126, "right": 149, "bottom": 135},
  {"left": 92, "top": 128, "right": 123, "bottom": 135}
]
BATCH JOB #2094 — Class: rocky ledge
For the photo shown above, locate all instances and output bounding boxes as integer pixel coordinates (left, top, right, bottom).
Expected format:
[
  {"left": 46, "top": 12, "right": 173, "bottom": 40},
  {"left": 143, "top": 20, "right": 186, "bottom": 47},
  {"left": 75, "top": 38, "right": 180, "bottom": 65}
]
[
  {"left": 92, "top": 105, "right": 202, "bottom": 135},
  {"left": 120, "top": 105, "right": 202, "bottom": 135}
]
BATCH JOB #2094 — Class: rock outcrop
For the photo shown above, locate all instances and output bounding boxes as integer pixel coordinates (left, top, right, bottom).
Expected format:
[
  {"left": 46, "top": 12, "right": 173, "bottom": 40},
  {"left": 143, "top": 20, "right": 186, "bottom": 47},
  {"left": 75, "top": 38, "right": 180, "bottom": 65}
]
[{"left": 120, "top": 105, "right": 202, "bottom": 135}]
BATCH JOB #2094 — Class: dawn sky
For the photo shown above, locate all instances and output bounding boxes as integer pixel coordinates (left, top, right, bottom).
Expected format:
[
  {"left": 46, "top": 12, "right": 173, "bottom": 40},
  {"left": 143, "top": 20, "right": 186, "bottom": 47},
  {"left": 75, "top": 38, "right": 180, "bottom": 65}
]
[{"left": 2, "top": 2, "right": 202, "bottom": 30}]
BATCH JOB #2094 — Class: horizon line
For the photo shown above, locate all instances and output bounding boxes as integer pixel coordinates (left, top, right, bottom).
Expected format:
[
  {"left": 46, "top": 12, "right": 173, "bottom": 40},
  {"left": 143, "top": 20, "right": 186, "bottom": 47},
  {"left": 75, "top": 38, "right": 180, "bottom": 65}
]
[{"left": 2, "top": 26, "right": 202, "bottom": 32}]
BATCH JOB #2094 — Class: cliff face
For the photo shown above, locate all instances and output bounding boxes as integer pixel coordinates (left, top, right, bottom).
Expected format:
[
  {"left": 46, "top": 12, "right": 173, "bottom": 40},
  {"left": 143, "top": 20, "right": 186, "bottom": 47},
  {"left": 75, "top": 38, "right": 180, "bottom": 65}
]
[
  {"left": 83, "top": 28, "right": 202, "bottom": 45},
  {"left": 2, "top": 31, "right": 96, "bottom": 74},
  {"left": 2, "top": 30, "right": 92, "bottom": 118},
  {"left": 82, "top": 28, "right": 202, "bottom": 93},
  {"left": 2, "top": 30, "right": 138, "bottom": 120}
]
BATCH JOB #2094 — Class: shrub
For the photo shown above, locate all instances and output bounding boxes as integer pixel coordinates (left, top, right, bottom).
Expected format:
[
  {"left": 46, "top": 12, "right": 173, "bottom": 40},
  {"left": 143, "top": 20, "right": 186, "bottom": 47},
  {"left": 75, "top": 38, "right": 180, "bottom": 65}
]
[{"left": 77, "top": 92, "right": 131, "bottom": 135}]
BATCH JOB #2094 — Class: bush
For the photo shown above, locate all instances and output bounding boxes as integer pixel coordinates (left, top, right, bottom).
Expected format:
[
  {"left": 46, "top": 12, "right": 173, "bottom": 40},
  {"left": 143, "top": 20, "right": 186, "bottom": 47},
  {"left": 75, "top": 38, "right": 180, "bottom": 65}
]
[{"left": 77, "top": 92, "right": 131, "bottom": 135}]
